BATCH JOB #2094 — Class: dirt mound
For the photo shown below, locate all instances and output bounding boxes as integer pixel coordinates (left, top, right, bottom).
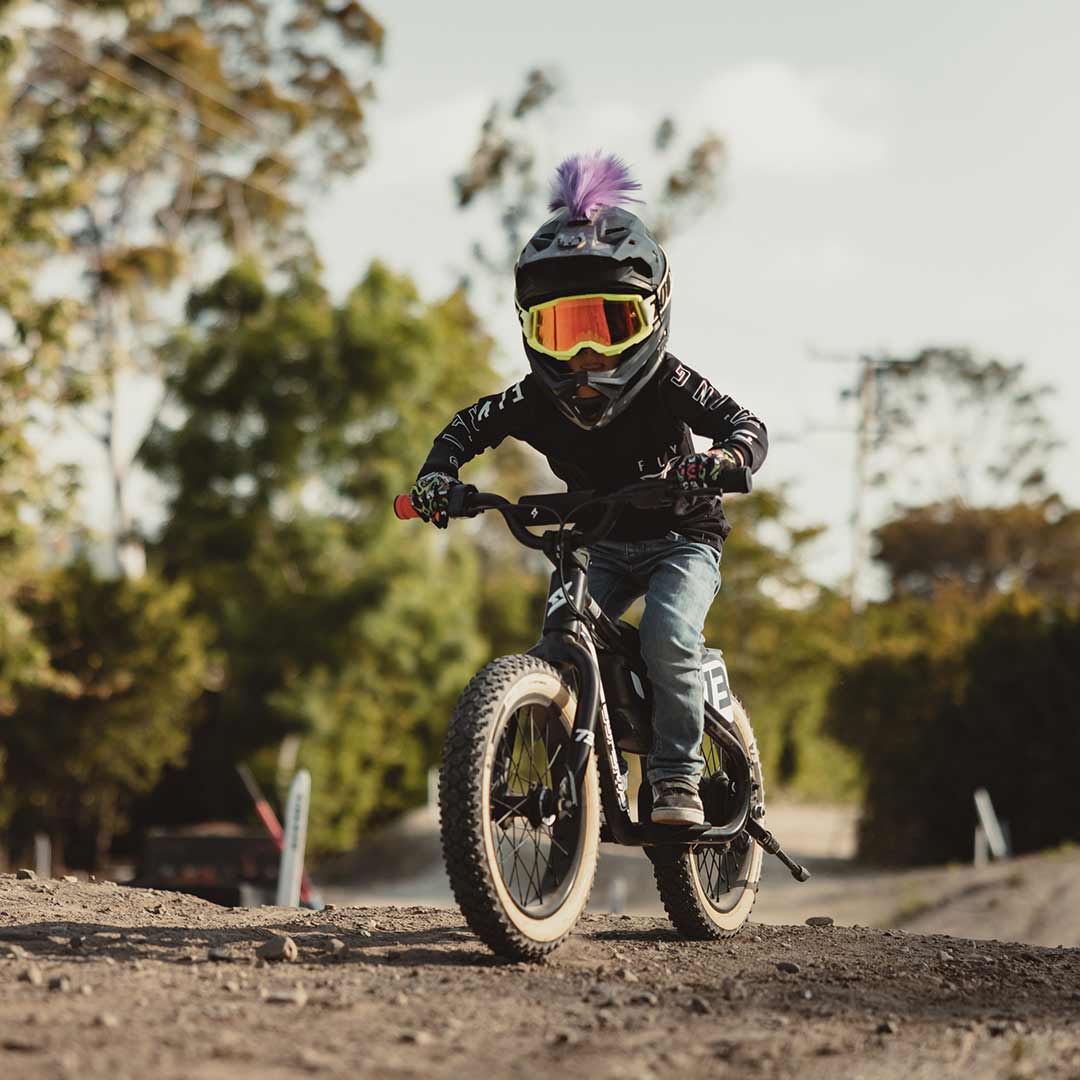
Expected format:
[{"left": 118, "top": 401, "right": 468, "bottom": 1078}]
[{"left": 1, "top": 873, "right": 1078, "bottom": 1078}]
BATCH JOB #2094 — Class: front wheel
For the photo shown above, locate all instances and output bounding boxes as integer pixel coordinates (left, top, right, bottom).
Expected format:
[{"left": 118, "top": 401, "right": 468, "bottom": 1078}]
[
  {"left": 647, "top": 698, "right": 765, "bottom": 938},
  {"left": 439, "top": 654, "right": 600, "bottom": 961}
]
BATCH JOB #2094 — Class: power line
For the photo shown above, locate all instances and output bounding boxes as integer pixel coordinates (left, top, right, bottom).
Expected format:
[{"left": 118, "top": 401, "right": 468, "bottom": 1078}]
[
  {"left": 37, "top": 28, "right": 296, "bottom": 181},
  {"left": 114, "top": 37, "right": 279, "bottom": 143},
  {"left": 22, "top": 76, "right": 290, "bottom": 207},
  {"left": 35, "top": 0, "right": 283, "bottom": 144}
]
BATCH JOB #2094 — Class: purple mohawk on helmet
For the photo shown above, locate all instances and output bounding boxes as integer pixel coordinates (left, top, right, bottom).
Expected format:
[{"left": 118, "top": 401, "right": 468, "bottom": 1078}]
[{"left": 548, "top": 152, "right": 642, "bottom": 221}]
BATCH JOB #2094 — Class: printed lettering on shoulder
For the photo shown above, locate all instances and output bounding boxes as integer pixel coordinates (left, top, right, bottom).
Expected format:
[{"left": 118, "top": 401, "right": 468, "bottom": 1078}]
[
  {"left": 670, "top": 365, "right": 691, "bottom": 388},
  {"left": 692, "top": 378, "right": 714, "bottom": 406},
  {"left": 467, "top": 398, "right": 493, "bottom": 431},
  {"left": 439, "top": 433, "right": 466, "bottom": 452},
  {"left": 498, "top": 381, "right": 526, "bottom": 409},
  {"left": 708, "top": 392, "right": 734, "bottom": 412}
]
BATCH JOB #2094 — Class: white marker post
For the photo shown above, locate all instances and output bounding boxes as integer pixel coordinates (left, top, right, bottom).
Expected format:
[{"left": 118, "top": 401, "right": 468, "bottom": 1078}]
[
  {"left": 276, "top": 769, "right": 311, "bottom": 907},
  {"left": 973, "top": 787, "right": 1009, "bottom": 862}
]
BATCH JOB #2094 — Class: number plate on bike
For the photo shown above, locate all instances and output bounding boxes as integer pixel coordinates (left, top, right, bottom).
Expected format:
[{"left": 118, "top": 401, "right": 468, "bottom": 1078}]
[{"left": 702, "top": 649, "right": 735, "bottom": 723}]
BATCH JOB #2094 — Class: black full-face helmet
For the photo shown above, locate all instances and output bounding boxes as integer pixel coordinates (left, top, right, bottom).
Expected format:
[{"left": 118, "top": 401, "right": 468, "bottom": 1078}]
[{"left": 514, "top": 154, "right": 670, "bottom": 430}]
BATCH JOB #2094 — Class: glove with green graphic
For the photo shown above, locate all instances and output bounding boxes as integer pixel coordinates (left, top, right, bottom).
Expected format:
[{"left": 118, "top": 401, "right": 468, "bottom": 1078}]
[
  {"left": 670, "top": 447, "right": 742, "bottom": 491},
  {"left": 409, "top": 471, "right": 461, "bottom": 529}
]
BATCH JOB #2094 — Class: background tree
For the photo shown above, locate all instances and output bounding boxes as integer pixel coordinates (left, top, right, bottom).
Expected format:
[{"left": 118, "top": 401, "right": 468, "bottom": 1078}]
[
  {"left": 873, "top": 497, "right": 1080, "bottom": 603},
  {"left": 826, "top": 596, "right": 1080, "bottom": 866},
  {"left": 0, "top": 27, "right": 77, "bottom": 715},
  {"left": 138, "top": 259, "right": 506, "bottom": 851},
  {"left": 705, "top": 490, "right": 860, "bottom": 799},
  {"left": 1, "top": 0, "right": 383, "bottom": 572},
  {"left": 0, "top": 562, "right": 211, "bottom": 868},
  {"left": 453, "top": 67, "right": 727, "bottom": 287},
  {"left": 851, "top": 347, "right": 1059, "bottom": 511}
]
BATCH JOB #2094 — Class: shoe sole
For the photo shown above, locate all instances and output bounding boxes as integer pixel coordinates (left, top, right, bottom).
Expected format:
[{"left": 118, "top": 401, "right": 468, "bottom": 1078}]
[{"left": 651, "top": 807, "right": 706, "bottom": 826}]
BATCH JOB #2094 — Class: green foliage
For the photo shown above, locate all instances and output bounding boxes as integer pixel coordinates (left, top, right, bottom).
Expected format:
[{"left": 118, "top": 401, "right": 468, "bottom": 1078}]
[
  {"left": 0, "top": 563, "right": 210, "bottom": 866},
  {"left": 706, "top": 490, "right": 861, "bottom": 801},
  {"left": 826, "top": 595, "right": 1080, "bottom": 866},
  {"left": 854, "top": 347, "right": 1058, "bottom": 507},
  {"left": 873, "top": 498, "right": 1080, "bottom": 602},
  {"left": 1, "top": 0, "right": 384, "bottom": 566},
  {"left": 453, "top": 67, "right": 727, "bottom": 280},
  {"left": 140, "top": 259, "right": 502, "bottom": 852}
]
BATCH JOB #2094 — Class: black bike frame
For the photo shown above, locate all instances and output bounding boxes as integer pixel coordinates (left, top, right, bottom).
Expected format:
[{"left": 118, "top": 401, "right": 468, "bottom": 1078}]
[
  {"left": 526, "top": 532, "right": 752, "bottom": 850},
  {"left": 435, "top": 473, "right": 810, "bottom": 879}
]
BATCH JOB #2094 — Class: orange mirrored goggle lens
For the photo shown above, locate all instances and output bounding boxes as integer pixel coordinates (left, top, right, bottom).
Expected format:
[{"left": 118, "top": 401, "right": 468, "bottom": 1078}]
[{"left": 532, "top": 296, "right": 645, "bottom": 356}]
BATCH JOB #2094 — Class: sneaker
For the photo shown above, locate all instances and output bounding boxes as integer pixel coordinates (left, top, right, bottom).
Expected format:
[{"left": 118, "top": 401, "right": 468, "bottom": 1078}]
[{"left": 651, "top": 778, "right": 705, "bottom": 826}]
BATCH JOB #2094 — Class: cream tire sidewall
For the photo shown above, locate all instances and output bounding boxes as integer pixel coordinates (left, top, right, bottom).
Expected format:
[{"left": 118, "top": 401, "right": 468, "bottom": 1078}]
[
  {"left": 689, "top": 698, "right": 764, "bottom": 930},
  {"left": 480, "top": 670, "right": 600, "bottom": 943}
]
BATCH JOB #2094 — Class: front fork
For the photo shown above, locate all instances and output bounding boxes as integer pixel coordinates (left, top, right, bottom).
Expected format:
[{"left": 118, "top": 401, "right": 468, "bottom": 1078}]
[{"left": 532, "top": 547, "right": 621, "bottom": 819}]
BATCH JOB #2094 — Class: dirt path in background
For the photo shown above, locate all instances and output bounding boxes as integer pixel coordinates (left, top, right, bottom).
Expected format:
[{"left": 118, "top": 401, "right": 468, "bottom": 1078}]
[
  {"left": 320, "top": 800, "right": 1080, "bottom": 950},
  {"left": 2, "top": 875, "right": 1079, "bottom": 1079}
]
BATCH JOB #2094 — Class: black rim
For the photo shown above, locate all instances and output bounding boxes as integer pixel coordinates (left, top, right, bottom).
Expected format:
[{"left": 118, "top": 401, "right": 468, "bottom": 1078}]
[
  {"left": 488, "top": 699, "right": 583, "bottom": 917},
  {"left": 694, "top": 730, "right": 754, "bottom": 912}
]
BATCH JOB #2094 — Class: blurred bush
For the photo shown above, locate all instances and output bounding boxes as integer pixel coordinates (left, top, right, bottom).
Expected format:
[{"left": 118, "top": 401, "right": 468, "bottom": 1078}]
[
  {"left": 0, "top": 563, "right": 211, "bottom": 867},
  {"left": 826, "top": 596, "right": 1080, "bottom": 866},
  {"left": 135, "top": 258, "right": 502, "bottom": 854}
]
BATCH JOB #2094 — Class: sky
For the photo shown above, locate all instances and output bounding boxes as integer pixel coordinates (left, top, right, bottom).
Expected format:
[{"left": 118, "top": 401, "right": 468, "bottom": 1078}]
[
  {"left": 304, "top": 0, "right": 1080, "bottom": 587},
  {"left": 52, "top": 0, "right": 1079, "bottom": 588}
]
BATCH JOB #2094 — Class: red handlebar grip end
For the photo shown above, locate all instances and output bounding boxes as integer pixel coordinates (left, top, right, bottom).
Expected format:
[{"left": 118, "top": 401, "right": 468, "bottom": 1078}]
[{"left": 394, "top": 494, "right": 419, "bottom": 520}]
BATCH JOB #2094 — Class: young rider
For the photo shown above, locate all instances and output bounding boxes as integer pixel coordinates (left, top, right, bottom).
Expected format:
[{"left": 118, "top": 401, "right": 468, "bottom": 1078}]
[{"left": 410, "top": 153, "right": 767, "bottom": 825}]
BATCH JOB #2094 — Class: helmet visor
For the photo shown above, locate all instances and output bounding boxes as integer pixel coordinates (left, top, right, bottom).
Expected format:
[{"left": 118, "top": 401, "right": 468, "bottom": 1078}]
[{"left": 523, "top": 294, "right": 652, "bottom": 361}]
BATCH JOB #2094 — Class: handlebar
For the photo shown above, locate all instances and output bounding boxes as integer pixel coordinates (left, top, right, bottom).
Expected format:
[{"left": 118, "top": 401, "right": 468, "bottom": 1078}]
[{"left": 393, "top": 468, "right": 752, "bottom": 550}]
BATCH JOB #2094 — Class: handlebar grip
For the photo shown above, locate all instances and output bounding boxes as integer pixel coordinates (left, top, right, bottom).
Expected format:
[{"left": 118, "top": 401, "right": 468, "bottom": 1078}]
[
  {"left": 393, "top": 494, "right": 419, "bottom": 520},
  {"left": 721, "top": 466, "right": 753, "bottom": 494}
]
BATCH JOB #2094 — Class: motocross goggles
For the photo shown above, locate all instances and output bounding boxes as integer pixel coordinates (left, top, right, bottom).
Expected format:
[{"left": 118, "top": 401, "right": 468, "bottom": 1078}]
[{"left": 520, "top": 293, "right": 654, "bottom": 361}]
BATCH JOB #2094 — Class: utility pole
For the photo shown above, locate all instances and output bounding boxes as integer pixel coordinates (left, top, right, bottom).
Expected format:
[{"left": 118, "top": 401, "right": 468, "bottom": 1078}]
[
  {"left": 849, "top": 356, "right": 881, "bottom": 613},
  {"left": 808, "top": 348, "right": 885, "bottom": 613}
]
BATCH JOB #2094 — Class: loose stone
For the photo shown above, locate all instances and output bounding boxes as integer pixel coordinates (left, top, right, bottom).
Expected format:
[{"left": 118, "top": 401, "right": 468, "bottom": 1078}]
[{"left": 256, "top": 935, "right": 299, "bottom": 963}]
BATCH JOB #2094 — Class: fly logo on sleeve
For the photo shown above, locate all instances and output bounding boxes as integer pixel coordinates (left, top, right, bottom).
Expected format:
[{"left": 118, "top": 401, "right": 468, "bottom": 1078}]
[
  {"left": 448, "top": 413, "right": 473, "bottom": 445},
  {"left": 498, "top": 382, "right": 525, "bottom": 409},
  {"left": 670, "top": 365, "right": 691, "bottom": 388},
  {"left": 467, "top": 399, "right": 492, "bottom": 430}
]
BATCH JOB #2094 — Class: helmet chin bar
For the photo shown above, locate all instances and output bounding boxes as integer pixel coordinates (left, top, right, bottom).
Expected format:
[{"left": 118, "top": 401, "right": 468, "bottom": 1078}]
[{"left": 554, "top": 369, "right": 627, "bottom": 429}]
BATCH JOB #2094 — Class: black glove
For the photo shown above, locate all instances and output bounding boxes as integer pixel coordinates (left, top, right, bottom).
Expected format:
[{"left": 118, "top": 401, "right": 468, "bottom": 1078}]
[
  {"left": 669, "top": 447, "right": 741, "bottom": 490},
  {"left": 409, "top": 471, "right": 461, "bottom": 529}
]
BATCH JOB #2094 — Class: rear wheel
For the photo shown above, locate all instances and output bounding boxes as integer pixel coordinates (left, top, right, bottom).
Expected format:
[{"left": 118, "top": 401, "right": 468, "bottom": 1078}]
[
  {"left": 647, "top": 699, "right": 764, "bottom": 938},
  {"left": 439, "top": 655, "right": 600, "bottom": 961}
]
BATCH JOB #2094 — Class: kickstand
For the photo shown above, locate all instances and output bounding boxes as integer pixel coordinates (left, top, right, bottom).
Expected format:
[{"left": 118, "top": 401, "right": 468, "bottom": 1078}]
[{"left": 745, "top": 818, "right": 811, "bottom": 882}]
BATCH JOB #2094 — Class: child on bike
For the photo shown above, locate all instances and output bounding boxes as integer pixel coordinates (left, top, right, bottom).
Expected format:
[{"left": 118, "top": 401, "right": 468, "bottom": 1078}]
[{"left": 410, "top": 153, "right": 767, "bottom": 826}]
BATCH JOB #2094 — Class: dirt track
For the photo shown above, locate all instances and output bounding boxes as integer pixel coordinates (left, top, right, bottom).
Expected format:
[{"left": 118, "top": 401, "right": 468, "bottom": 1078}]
[{"left": 1, "top": 875, "right": 1078, "bottom": 1079}]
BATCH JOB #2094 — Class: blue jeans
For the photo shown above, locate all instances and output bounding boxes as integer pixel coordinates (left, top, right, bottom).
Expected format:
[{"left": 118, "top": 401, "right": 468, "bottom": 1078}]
[{"left": 586, "top": 533, "right": 722, "bottom": 785}]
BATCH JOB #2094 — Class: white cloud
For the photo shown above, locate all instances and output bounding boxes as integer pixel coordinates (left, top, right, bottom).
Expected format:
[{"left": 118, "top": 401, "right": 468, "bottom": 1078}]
[{"left": 697, "top": 61, "right": 889, "bottom": 177}]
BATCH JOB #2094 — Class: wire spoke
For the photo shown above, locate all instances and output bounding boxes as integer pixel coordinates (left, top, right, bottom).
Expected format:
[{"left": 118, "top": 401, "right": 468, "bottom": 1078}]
[{"left": 488, "top": 697, "right": 581, "bottom": 912}]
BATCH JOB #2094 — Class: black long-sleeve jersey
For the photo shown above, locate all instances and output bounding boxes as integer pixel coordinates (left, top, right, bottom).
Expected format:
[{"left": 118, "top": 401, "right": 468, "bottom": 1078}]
[{"left": 417, "top": 353, "right": 768, "bottom": 548}]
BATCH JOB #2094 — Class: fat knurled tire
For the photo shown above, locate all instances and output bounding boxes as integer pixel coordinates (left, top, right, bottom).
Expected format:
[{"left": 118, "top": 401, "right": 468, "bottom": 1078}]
[
  {"left": 648, "top": 701, "right": 764, "bottom": 939},
  {"left": 439, "top": 654, "right": 600, "bottom": 962}
]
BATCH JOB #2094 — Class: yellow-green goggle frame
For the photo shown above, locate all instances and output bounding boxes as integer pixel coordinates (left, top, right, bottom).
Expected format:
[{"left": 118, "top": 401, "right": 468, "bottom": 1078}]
[{"left": 519, "top": 292, "right": 655, "bottom": 362}]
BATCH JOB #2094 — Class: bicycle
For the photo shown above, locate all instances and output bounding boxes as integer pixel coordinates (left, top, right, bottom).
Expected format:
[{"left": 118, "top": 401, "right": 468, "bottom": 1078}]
[{"left": 394, "top": 468, "right": 809, "bottom": 961}]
